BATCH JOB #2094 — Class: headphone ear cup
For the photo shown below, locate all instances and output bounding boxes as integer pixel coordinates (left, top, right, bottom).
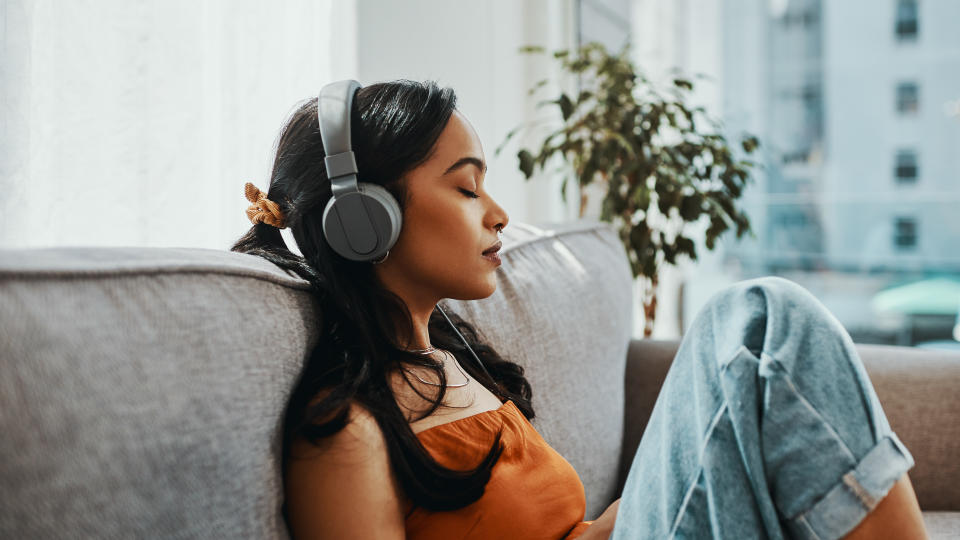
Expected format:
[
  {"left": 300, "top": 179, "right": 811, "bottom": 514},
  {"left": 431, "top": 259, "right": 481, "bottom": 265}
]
[
  {"left": 357, "top": 182, "right": 402, "bottom": 249},
  {"left": 322, "top": 182, "right": 402, "bottom": 261}
]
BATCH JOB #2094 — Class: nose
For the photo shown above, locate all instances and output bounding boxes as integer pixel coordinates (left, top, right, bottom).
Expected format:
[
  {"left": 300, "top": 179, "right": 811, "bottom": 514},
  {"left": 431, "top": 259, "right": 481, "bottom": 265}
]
[{"left": 487, "top": 196, "right": 509, "bottom": 234}]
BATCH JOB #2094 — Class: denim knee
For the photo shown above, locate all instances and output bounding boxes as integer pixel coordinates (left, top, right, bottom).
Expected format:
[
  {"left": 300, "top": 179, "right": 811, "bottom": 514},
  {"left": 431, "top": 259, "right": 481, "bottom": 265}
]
[
  {"left": 614, "top": 275, "right": 912, "bottom": 540},
  {"left": 707, "top": 277, "right": 913, "bottom": 538},
  {"left": 702, "top": 275, "right": 888, "bottom": 434},
  {"left": 700, "top": 275, "right": 855, "bottom": 374}
]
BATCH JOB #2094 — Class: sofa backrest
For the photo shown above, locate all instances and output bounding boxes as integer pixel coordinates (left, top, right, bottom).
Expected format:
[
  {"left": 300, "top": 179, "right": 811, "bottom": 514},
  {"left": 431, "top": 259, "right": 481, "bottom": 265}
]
[
  {"left": 0, "top": 220, "right": 634, "bottom": 537},
  {"left": 0, "top": 247, "right": 319, "bottom": 538}
]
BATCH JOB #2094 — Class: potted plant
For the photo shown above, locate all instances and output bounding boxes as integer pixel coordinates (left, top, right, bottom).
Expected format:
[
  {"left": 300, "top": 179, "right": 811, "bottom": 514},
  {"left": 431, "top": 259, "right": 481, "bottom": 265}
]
[{"left": 497, "top": 41, "right": 760, "bottom": 337}]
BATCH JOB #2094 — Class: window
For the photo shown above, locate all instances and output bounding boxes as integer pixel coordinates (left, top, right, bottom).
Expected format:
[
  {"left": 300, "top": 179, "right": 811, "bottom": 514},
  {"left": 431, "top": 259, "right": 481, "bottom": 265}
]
[
  {"left": 634, "top": 1, "right": 959, "bottom": 346},
  {"left": 896, "top": 82, "right": 919, "bottom": 114},
  {"left": 895, "top": 150, "right": 918, "bottom": 183},
  {"left": 895, "top": 0, "right": 919, "bottom": 41},
  {"left": 780, "top": 9, "right": 819, "bottom": 28},
  {"left": 576, "top": 0, "right": 632, "bottom": 56},
  {"left": 894, "top": 217, "right": 918, "bottom": 249},
  {"left": 782, "top": 151, "right": 812, "bottom": 165},
  {"left": 1, "top": 1, "right": 348, "bottom": 251},
  {"left": 802, "top": 84, "right": 823, "bottom": 138}
]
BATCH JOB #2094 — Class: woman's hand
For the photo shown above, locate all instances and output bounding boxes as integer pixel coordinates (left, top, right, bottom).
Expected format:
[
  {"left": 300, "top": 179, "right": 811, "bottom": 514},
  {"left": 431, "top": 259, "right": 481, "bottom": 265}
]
[{"left": 577, "top": 498, "right": 620, "bottom": 540}]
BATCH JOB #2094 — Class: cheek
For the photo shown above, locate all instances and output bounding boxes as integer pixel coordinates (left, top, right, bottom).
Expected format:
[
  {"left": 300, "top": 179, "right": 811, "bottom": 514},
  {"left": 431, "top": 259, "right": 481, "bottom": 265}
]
[
  {"left": 398, "top": 228, "right": 496, "bottom": 298},
  {"left": 400, "top": 198, "right": 472, "bottom": 259},
  {"left": 390, "top": 195, "right": 496, "bottom": 297}
]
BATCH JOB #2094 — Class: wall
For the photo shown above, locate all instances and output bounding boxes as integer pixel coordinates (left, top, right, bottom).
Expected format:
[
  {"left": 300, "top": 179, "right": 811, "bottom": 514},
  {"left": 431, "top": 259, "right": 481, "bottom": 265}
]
[{"left": 354, "top": 0, "right": 580, "bottom": 227}]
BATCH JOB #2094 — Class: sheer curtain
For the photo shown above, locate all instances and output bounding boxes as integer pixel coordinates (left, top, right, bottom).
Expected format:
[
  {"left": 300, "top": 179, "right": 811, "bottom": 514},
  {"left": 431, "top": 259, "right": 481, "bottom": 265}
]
[{"left": 1, "top": 0, "right": 356, "bottom": 250}]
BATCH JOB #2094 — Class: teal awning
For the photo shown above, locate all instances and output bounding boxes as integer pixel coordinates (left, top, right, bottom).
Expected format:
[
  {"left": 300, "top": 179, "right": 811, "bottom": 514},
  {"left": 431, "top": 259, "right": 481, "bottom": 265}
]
[{"left": 871, "top": 277, "right": 960, "bottom": 316}]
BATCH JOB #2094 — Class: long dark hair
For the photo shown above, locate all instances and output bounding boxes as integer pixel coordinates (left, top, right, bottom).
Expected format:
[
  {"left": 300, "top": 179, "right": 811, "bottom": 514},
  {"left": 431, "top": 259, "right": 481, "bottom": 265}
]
[{"left": 230, "top": 80, "right": 534, "bottom": 515}]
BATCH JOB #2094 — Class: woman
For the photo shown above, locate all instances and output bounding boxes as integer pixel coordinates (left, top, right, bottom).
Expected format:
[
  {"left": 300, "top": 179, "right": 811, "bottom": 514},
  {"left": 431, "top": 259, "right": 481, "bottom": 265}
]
[{"left": 232, "top": 79, "right": 927, "bottom": 539}]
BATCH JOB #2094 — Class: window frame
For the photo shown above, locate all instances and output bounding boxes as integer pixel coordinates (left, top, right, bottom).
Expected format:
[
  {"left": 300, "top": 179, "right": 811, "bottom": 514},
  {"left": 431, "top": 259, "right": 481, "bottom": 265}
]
[
  {"left": 895, "top": 0, "right": 919, "bottom": 41},
  {"left": 895, "top": 81, "right": 920, "bottom": 114},
  {"left": 894, "top": 217, "right": 919, "bottom": 249},
  {"left": 894, "top": 149, "right": 919, "bottom": 184}
]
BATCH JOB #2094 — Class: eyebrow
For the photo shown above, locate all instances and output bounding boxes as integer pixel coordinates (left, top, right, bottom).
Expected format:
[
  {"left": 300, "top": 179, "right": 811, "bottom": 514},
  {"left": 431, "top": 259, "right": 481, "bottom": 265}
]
[{"left": 442, "top": 156, "right": 487, "bottom": 176}]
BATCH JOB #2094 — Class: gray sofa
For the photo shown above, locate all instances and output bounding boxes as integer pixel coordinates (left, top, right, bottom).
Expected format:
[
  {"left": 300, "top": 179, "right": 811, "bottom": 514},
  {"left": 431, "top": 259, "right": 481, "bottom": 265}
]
[{"left": 0, "top": 220, "right": 957, "bottom": 538}]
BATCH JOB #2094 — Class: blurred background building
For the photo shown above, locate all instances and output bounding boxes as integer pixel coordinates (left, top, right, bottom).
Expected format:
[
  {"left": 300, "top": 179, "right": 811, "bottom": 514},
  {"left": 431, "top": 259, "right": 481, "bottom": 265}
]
[
  {"left": 628, "top": 0, "right": 960, "bottom": 347},
  {"left": 2, "top": 0, "right": 958, "bottom": 346}
]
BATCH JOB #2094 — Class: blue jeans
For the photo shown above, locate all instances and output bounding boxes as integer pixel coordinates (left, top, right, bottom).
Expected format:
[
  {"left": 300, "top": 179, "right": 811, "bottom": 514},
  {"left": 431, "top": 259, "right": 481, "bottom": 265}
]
[{"left": 611, "top": 276, "right": 915, "bottom": 540}]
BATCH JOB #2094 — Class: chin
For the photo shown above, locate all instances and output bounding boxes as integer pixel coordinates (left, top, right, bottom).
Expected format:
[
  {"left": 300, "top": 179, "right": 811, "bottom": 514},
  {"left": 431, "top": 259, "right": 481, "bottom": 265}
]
[
  {"left": 478, "top": 273, "right": 499, "bottom": 297},
  {"left": 450, "top": 278, "right": 498, "bottom": 301},
  {"left": 477, "top": 281, "right": 497, "bottom": 299}
]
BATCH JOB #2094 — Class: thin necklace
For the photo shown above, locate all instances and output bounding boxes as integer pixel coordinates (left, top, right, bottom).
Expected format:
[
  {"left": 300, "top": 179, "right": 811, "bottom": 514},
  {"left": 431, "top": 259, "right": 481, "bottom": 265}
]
[{"left": 402, "top": 347, "right": 470, "bottom": 388}]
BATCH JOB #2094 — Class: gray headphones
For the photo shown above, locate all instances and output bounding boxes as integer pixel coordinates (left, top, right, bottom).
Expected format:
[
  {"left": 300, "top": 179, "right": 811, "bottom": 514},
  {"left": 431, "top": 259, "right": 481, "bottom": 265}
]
[
  {"left": 318, "top": 79, "right": 401, "bottom": 263},
  {"left": 317, "top": 79, "right": 497, "bottom": 385}
]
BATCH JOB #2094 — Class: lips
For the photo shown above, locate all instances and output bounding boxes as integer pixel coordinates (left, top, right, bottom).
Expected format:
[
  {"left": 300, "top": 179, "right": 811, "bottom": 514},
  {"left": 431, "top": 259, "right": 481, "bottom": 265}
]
[{"left": 482, "top": 240, "right": 502, "bottom": 255}]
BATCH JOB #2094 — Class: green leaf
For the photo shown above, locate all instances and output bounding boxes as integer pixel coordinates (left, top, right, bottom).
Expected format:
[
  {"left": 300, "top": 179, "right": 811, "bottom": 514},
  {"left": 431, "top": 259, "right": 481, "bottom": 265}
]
[
  {"left": 663, "top": 243, "right": 677, "bottom": 264},
  {"left": 605, "top": 129, "right": 636, "bottom": 158},
  {"left": 494, "top": 124, "right": 524, "bottom": 156},
  {"left": 673, "top": 78, "right": 693, "bottom": 91},
  {"left": 600, "top": 196, "right": 613, "bottom": 221},
  {"left": 642, "top": 254, "right": 657, "bottom": 278},
  {"left": 705, "top": 215, "right": 729, "bottom": 250},
  {"left": 675, "top": 236, "right": 697, "bottom": 260},
  {"left": 558, "top": 94, "right": 574, "bottom": 121},
  {"left": 611, "top": 186, "right": 628, "bottom": 214},
  {"left": 679, "top": 193, "right": 704, "bottom": 221},
  {"left": 579, "top": 155, "right": 598, "bottom": 187},
  {"left": 629, "top": 222, "right": 651, "bottom": 253},
  {"left": 518, "top": 149, "right": 535, "bottom": 178},
  {"left": 631, "top": 186, "right": 651, "bottom": 209},
  {"left": 734, "top": 214, "right": 751, "bottom": 237},
  {"left": 527, "top": 78, "right": 550, "bottom": 96}
]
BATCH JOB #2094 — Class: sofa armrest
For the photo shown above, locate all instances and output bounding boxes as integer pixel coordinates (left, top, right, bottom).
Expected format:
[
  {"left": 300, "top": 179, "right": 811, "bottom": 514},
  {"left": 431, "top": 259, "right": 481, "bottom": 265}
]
[
  {"left": 616, "top": 339, "right": 676, "bottom": 498},
  {"left": 857, "top": 344, "right": 960, "bottom": 511},
  {"left": 617, "top": 338, "right": 960, "bottom": 511}
]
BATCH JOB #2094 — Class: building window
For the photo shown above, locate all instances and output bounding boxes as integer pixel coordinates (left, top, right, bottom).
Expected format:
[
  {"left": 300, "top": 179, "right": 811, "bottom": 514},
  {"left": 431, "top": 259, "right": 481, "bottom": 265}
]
[
  {"left": 895, "top": 0, "right": 919, "bottom": 41},
  {"left": 780, "top": 9, "right": 819, "bottom": 28},
  {"left": 896, "top": 82, "right": 919, "bottom": 114},
  {"left": 894, "top": 150, "right": 918, "bottom": 183},
  {"left": 894, "top": 217, "right": 917, "bottom": 249}
]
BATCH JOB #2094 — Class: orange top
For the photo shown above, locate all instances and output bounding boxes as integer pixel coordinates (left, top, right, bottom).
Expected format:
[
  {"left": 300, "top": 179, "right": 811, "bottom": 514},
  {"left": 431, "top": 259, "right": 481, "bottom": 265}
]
[{"left": 404, "top": 400, "right": 594, "bottom": 540}]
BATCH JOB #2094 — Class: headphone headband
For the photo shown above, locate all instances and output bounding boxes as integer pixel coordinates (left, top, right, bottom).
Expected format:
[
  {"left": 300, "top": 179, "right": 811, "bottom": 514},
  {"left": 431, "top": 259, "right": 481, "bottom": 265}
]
[
  {"left": 318, "top": 80, "right": 402, "bottom": 262},
  {"left": 318, "top": 80, "right": 361, "bottom": 197}
]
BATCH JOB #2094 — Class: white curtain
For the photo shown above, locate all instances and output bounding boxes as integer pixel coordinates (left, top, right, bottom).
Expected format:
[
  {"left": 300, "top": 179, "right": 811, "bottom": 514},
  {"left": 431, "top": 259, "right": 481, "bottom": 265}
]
[{"left": 1, "top": 0, "right": 356, "bottom": 250}]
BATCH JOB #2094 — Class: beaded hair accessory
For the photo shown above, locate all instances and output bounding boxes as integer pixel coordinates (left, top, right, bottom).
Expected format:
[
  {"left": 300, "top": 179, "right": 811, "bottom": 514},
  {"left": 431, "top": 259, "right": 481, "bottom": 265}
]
[{"left": 244, "top": 182, "right": 286, "bottom": 229}]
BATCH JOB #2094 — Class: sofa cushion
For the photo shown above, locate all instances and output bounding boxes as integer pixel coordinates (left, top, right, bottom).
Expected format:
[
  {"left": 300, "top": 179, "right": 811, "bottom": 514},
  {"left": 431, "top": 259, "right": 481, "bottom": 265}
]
[
  {"left": 0, "top": 247, "right": 319, "bottom": 538},
  {"left": 855, "top": 344, "right": 960, "bottom": 512},
  {"left": 923, "top": 511, "right": 960, "bottom": 538}
]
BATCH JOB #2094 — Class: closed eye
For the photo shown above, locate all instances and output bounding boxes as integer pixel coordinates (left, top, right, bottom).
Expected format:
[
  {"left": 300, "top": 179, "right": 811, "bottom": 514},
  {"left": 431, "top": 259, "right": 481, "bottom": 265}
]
[{"left": 458, "top": 188, "right": 479, "bottom": 199}]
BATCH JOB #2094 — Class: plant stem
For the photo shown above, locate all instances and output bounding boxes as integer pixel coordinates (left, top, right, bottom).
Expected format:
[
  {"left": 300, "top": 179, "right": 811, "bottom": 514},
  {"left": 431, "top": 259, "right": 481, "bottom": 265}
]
[{"left": 642, "top": 272, "right": 659, "bottom": 338}]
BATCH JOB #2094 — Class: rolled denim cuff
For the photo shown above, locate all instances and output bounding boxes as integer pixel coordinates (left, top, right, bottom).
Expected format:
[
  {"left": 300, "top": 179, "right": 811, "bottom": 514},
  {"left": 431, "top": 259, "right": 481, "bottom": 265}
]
[{"left": 788, "top": 432, "right": 915, "bottom": 540}]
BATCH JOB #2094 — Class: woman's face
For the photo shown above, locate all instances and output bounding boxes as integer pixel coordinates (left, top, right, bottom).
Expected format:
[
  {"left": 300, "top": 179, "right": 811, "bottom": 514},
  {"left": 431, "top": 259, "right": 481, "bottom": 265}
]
[{"left": 373, "top": 110, "right": 509, "bottom": 308}]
